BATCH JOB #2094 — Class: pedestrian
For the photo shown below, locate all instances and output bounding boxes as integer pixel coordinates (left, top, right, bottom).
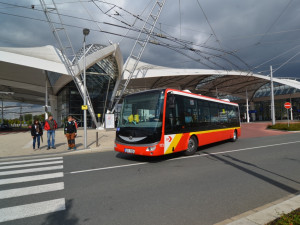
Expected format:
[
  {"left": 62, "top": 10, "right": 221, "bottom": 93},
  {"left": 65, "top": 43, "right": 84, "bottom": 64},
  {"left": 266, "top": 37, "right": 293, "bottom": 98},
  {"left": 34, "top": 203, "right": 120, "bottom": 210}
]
[
  {"left": 44, "top": 115, "right": 57, "bottom": 150},
  {"left": 31, "top": 119, "right": 43, "bottom": 150},
  {"left": 64, "top": 115, "right": 77, "bottom": 150}
]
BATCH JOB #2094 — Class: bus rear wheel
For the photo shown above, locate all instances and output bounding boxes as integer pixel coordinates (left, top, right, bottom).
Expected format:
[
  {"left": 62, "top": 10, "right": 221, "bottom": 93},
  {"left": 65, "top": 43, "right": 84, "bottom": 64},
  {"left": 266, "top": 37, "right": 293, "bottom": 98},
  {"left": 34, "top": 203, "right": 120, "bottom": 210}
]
[
  {"left": 231, "top": 130, "right": 237, "bottom": 142},
  {"left": 184, "top": 136, "right": 198, "bottom": 156}
]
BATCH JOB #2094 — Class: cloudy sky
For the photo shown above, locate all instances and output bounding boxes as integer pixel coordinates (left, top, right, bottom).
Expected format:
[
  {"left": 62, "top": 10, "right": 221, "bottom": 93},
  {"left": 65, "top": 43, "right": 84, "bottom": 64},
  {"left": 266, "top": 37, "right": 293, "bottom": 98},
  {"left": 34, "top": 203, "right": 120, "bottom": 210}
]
[{"left": 1, "top": 0, "right": 300, "bottom": 78}]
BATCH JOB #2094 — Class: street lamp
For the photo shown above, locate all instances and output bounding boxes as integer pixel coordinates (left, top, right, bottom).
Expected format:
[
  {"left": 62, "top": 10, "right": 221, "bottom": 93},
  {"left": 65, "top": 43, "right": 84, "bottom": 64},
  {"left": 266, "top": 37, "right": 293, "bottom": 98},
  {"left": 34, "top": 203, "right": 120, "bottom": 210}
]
[{"left": 83, "top": 28, "right": 90, "bottom": 149}]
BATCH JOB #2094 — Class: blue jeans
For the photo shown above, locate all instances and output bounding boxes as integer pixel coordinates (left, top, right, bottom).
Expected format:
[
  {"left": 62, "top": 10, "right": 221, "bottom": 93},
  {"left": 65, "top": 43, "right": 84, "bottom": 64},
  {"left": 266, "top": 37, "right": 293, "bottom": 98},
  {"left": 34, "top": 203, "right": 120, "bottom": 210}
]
[
  {"left": 47, "top": 130, "right": 55, "bottom": 147},
  {"left": 33, "top": 134, "right": 41, "bottom": 148}
]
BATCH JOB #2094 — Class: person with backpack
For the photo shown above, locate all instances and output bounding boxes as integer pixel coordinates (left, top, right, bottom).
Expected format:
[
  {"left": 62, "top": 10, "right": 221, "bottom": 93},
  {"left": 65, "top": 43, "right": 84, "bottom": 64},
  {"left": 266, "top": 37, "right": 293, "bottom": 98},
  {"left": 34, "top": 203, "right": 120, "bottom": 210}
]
[
  {"left": 64, "top": 115, "right": 77, "bottom": 150},
  {"left": 31, "top": 120, "right": 43, "bottom": 150},
  {"left": 44, "top": 115, "right": 57, "bottom": 150}
]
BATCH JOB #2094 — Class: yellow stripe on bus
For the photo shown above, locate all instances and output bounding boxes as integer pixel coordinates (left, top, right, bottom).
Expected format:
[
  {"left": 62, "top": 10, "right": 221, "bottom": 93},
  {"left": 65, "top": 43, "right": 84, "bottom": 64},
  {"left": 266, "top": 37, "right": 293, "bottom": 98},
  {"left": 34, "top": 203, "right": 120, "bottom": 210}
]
[
  {"left": 165, "top": 134, "right": 183, "bottom": 154},
  {"left": 190, "top": 127, "right": 240, "bottom": 135}
]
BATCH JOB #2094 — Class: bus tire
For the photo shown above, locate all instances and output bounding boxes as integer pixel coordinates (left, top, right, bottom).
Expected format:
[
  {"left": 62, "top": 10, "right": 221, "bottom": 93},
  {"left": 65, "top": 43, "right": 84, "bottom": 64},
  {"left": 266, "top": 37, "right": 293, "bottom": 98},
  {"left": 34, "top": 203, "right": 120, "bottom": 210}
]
[
  {"left": 184, "top": 136, "right": 198, "bottom": 156},
  {"left": 231, "top": 130, "right": 237, "bottom": 142}
]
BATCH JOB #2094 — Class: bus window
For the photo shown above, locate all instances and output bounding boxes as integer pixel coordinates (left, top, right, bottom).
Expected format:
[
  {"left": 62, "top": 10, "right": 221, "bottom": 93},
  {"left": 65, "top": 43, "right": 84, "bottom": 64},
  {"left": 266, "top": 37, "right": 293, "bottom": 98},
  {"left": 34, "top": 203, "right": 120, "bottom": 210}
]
[
  {"left": 183, "top": 98, "right": 198, "bottom": 127},
  {"left": 198, "top": 100, "right": 210, "bottom": 129},
  {"left": 218, "top": 104, "right": 228, "bottom": 124},
  {"left": 165, "top": 95, "right": 184, "bottom": 134},
  {"left": 210, "top": 102, "right": 219, "bottom": 126}
]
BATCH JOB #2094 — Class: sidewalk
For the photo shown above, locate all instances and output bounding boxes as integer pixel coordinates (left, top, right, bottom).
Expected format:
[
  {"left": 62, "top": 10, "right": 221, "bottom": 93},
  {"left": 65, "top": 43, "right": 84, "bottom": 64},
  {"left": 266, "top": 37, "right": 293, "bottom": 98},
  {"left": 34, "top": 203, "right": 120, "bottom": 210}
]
[
  {"left": 0, "top": 128, "right": 116, "bottom": 159},
  {"left": 215, "top": 193, "right": 300, "bottom": 225}
]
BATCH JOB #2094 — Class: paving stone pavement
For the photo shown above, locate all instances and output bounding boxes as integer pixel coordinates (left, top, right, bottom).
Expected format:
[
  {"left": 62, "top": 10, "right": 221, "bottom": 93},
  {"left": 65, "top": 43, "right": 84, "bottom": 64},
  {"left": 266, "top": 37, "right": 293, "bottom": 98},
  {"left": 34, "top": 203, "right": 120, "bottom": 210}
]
[{"left": 0, "top": 128, "right": 115, "bottom": 159}]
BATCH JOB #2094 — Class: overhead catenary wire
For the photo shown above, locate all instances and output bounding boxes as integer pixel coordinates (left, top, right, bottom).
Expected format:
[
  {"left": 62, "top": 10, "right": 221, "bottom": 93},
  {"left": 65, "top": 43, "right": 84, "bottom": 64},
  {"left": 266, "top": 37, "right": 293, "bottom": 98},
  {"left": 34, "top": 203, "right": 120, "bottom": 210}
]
[
  {"left": 255, "top": 0, "right": 294, "bottom": 46},
  {"left": 91, "top": 0, "right": 249, "bottom": 70},
  {"left": 78, "top": 0, "right": 112, "bottom": 45},
  {"left": 253, "top": 44, "right": 300, "bottom": 70},
  {"left": 178, "top": 0, "right": 182, "bottom": 39},
  {"left": 0, "top": 0, "right": 251, "bottom": 70},
  {"left": 0, "top": 0, "right": 250, "bottom": 71},
  {"left": 272, "top": 51, "right": 300, "bottom": 74}
]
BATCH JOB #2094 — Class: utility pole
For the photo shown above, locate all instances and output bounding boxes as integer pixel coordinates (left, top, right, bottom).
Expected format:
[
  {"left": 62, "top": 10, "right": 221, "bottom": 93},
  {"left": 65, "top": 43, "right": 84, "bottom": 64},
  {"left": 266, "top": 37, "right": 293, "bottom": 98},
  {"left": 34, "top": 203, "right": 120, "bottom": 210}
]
[
  {"left": 1, "top": 99, "right": 3, "bottom": 124},
  {"left": 246, "top": 89, "right": 250, "bottom": 123},
  {"left": 290, "top": 95, "right": 293, "bottom": 121},
  {"left": 270, "top": 66, "right": 276, "bottom": 125}
]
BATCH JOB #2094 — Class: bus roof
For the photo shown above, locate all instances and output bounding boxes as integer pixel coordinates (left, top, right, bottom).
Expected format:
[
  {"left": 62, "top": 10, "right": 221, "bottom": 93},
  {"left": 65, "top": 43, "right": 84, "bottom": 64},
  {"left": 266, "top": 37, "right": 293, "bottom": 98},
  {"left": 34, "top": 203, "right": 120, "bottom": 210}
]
[
  {"left": 166, "top": 88, "right": 239, "bottom": 106},
  {"left": 124, "top": 88, "right": 239, "bottom": 106}
]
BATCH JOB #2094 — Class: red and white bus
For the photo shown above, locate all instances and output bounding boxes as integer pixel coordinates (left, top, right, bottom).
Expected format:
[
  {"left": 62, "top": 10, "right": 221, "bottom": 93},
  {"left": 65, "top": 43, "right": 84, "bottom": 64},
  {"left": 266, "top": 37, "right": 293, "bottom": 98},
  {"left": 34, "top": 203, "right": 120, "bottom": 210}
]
[{"left": 115, "top": 88, "right": 241, "bottom": 156}]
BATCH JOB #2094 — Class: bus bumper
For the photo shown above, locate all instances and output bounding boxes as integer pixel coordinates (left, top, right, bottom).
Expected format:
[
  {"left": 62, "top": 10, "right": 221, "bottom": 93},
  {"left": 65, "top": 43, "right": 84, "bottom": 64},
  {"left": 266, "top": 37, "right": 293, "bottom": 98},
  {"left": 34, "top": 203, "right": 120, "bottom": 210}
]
[{"left": 114, "top": 142, "right": 164, "bottom": 156}]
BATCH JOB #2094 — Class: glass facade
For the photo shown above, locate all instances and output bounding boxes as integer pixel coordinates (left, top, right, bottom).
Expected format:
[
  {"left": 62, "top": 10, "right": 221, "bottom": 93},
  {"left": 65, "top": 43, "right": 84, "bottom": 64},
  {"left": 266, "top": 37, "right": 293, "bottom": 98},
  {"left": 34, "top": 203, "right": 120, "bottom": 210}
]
[
  {"left": 57, "top": 75, "right": 115, "bottom": 127},
  {"left": 238, "top": 82, "right": 300, "bottom": 121},
  {"left": 56, "top": 45, "right": 119, "bottom": 127}
]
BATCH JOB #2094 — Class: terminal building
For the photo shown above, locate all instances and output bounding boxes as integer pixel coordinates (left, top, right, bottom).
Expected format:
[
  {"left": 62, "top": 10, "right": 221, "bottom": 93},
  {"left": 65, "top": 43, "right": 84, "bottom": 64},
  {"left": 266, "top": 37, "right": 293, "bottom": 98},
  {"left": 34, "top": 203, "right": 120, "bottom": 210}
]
[{"left": 1, "top": 44, "right": 300, "bottom": 127}]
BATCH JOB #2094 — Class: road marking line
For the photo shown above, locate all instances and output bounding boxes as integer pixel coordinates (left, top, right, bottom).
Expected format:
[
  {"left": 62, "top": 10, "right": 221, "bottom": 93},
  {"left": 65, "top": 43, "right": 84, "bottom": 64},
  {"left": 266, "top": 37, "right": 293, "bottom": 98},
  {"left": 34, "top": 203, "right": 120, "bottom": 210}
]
[
  {"left": 0, "top": 172, "right": 64, "bottom": 185},
  {"left": 70, "top": 162, "right": 148, "bottom": 174},
  {"left": 0, "top": 157, "right": 62, "bottom": 166},
  {"left": 70, "top": 140, "right": 300, "bottom": 174},
  {"left": 0, "top": 198, "right": 66, "bottom": 222},
  {"left": 0, "top": 160, "right": 63, "bottom": 170},
  {"left": 0, "top": 182, "right": 64, "bottom": 199},
  {"left": 169, "top": 140, "right": 300, "bottom": 161},
  {"left": 0, "top": 165, "right": 63, "bottom": 176}
]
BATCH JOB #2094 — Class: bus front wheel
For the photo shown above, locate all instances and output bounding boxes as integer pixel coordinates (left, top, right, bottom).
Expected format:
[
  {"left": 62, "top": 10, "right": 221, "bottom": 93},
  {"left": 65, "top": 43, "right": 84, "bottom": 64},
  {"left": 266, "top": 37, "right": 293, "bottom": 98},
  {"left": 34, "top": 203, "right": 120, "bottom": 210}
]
[
  {"left": 231, "top": 130, "right": 237, "bottom": 142},
  {"left": 184, "top": 136, "right": 198, "bottom": 156}
]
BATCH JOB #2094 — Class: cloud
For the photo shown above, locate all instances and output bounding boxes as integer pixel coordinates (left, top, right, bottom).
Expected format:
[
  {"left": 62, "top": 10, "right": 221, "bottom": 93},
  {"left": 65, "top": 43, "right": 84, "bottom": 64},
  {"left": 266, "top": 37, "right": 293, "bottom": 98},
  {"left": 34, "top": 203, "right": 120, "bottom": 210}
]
[{"left": 0, "top": 0, "right": 300, "bottom": 77}]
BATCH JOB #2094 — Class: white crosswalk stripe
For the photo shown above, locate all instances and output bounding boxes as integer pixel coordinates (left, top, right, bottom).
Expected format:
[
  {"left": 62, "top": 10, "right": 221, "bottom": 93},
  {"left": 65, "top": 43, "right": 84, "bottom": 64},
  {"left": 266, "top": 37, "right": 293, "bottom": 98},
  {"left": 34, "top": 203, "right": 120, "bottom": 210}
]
[
  {"left": 0, "top": 160, "right": 63, "bottom": 170},
  {"left": 0, "top": 172, "right": 63, "bottom": 185},
  {"left": 0, "top": 165, "right": 63, "bottom": 176},
  {"left": 0, "top": 157, "right": 62, "bottom": 166},
  {"left": 0, "top": 199, "right": 66, "bottom": 223},
  {"left": 0, "top": 157, "right": 66, "bottom": 222}
]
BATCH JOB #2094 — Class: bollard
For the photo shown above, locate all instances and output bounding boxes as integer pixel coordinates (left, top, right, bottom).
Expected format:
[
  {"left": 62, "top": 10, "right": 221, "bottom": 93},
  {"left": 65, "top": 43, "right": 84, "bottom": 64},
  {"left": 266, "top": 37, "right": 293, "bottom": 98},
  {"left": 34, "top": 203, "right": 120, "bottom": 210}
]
[{"left": 96, "top": 131, "right": 99, "bottom": 147}]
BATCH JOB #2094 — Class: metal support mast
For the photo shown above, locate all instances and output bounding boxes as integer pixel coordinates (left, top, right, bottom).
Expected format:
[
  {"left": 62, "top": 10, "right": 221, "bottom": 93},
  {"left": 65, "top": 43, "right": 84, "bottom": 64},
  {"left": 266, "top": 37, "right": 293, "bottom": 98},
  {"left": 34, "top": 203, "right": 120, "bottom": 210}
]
[
  {"left": 39, "top": 0, "right": 98, "bottom": 127},
  {"left": 110, "top": 0, "right": 166, "bottom": 112},
  {"left": 270, "top": 66, "right": 276, "bottom": 125}
]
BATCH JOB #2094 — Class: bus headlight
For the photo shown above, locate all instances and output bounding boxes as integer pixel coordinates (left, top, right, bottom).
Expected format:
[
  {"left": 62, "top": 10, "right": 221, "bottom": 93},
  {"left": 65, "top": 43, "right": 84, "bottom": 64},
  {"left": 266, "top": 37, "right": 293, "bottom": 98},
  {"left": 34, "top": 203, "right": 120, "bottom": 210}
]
[{"left": 146, "top": 146, "right": 156, "bottom": 152}]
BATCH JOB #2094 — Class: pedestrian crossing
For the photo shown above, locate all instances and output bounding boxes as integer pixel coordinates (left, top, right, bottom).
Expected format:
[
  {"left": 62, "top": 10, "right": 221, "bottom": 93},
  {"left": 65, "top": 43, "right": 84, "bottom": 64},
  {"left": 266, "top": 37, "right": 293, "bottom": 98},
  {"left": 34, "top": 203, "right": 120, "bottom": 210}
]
[{"left": 0, "top": 156, "right": 65, "bottom": 223}]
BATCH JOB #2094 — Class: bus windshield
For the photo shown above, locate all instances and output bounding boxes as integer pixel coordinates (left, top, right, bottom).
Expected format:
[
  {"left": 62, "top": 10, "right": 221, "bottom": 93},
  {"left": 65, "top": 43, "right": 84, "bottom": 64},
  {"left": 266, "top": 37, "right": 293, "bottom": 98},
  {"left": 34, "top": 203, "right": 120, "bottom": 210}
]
[{"left": 118, "top": 90, "right": 165, "bottom": 128}]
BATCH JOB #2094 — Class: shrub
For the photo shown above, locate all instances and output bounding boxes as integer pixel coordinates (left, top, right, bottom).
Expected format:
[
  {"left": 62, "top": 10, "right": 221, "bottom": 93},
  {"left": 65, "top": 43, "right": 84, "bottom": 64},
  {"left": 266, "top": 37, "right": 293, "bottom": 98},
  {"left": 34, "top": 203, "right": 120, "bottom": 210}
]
[{"left": 267, "top": 123, "right": 300, "bottom": 131}]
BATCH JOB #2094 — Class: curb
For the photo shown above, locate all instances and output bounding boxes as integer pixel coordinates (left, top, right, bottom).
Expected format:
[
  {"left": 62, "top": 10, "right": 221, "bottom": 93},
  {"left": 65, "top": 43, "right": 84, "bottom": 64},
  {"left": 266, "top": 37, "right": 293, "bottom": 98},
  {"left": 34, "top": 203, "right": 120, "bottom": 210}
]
[
  {"left": 215, "top": 192, "right": 300, "bottom": 225},
  {"left": 0, "top": 146, "right": 114, "bottom": 162}
]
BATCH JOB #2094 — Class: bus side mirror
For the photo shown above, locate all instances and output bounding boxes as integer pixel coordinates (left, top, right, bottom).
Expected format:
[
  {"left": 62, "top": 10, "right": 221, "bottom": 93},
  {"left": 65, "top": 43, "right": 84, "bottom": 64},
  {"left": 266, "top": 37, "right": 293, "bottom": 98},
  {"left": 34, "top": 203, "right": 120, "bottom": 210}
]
[{"left": 167, "top": 95, "right": 175, "bottom": 108}]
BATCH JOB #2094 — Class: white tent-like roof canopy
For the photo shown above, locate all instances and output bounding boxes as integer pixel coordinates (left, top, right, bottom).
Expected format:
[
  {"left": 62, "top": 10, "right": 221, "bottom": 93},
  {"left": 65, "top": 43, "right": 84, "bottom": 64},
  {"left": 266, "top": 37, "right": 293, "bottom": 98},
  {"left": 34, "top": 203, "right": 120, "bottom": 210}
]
[
  {"left": 1, "top": 45, "right": 300, "bottom": 110},
  {"left": 0, "top": 44, "right": 123, "bottom": 104},
  {"left": 121, "top": 58, "right": 300, "bottom": 101}
]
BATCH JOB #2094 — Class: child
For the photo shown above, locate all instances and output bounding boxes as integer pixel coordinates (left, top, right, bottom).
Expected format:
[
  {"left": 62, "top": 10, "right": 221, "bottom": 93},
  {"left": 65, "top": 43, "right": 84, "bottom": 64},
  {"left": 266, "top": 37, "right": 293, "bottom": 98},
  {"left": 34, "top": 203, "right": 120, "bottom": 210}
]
[{"left": 64, "top": 116, "right": 77, "bottom": 150}]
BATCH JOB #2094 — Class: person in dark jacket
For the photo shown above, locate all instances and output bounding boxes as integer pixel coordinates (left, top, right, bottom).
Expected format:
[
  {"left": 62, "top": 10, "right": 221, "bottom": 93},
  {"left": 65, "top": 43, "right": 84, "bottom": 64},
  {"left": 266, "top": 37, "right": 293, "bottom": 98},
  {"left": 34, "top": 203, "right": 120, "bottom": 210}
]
[
  {"left": 64, "top": 115, "right": 77, "bottom": 150},
  {"left": 31, "top": 120, "right": 43, "bottom": 150}
]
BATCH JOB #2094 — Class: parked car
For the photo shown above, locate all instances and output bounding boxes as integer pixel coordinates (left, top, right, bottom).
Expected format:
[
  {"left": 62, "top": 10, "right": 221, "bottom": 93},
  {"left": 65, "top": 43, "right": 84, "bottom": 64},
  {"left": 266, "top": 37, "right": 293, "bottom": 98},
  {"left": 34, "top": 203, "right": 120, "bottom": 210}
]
[{"left": 0, "top": 124, "right": 12, "bottom": 131}]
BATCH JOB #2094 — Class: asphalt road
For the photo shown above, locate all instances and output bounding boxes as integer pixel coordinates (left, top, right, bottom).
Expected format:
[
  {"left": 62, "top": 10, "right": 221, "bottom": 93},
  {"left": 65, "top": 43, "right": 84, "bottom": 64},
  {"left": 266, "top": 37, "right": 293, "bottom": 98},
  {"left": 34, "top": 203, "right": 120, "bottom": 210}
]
[{"left": 0, "top": 133, "right": 300, "bottom": 225}]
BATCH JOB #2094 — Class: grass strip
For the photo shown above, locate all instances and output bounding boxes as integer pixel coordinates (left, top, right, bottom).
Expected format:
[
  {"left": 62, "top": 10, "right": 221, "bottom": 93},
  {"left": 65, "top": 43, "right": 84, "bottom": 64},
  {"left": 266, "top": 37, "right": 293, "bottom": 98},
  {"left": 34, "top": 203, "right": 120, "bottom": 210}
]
[{"left": 266, "top": 208, "right": 300, "bottom": 225}]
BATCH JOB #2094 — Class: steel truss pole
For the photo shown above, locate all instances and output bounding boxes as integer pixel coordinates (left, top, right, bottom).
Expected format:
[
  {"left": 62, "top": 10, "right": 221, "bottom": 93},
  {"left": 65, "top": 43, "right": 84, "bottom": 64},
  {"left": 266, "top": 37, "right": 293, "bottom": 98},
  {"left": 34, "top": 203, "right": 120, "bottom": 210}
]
[
  {"left": 110, "top": 0, "right": 167, "bottom": 113},
  {"left": 39, "top": 0, "right": 98, "bottom": 127}
]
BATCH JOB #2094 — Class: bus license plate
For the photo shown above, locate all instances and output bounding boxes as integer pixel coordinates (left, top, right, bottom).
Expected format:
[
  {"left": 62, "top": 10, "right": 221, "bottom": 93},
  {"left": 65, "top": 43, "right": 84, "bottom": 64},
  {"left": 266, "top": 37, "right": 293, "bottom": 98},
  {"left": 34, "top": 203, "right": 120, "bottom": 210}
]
[{"left": 124, "top": 148, "right": 135, "bottom": 154}]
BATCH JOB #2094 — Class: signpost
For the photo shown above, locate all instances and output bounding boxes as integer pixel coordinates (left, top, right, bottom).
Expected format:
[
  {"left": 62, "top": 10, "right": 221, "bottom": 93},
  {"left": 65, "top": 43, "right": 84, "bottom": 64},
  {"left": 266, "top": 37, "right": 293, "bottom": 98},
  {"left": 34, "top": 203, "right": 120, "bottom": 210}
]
[{"left": 284, "top": 102, "right": 291, "bottom": 127}]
